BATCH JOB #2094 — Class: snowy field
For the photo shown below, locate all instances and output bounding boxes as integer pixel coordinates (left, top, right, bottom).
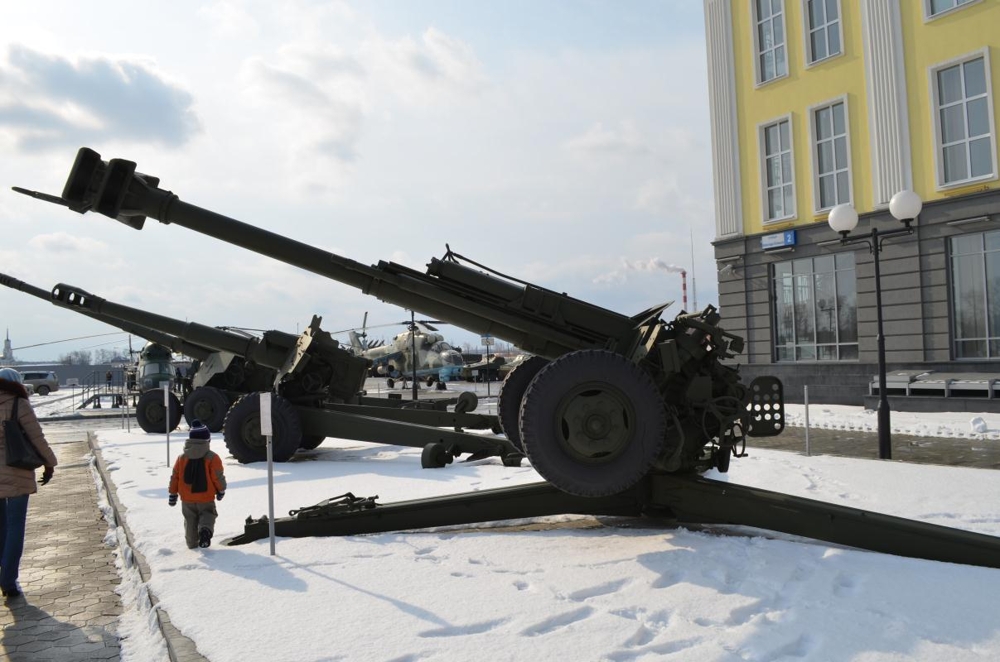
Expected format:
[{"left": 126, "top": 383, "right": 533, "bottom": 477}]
[{"left": 38, "top": 386, "right": 998, "bottom": 662}]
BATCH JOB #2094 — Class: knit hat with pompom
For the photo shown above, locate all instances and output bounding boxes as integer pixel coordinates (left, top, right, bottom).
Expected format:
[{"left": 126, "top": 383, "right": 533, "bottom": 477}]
[{"left": 188, "top": 420, "right": 211, "bottom": 440}]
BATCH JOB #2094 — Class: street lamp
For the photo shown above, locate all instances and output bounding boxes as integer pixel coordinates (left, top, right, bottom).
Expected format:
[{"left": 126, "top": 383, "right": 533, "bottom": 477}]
[{"left": 828, "top": 190, "right": 922, "bottom": 460}]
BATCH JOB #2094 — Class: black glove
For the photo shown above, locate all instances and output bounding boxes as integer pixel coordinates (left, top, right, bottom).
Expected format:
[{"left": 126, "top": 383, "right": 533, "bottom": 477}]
[
  {"left": 168, "top": 493, "right": 178, "bottom": 507},
  {"left": 216, "top": 491, "right": 225, "bottom": 501},
  {"left": 41, "top": 466, "right": 54, "bottom": 486}
]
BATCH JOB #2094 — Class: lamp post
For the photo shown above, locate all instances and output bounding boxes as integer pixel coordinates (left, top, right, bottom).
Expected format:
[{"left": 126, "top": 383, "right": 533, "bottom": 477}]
[{"left": 827, "top": 190, "right": 922, "bottom": 460}]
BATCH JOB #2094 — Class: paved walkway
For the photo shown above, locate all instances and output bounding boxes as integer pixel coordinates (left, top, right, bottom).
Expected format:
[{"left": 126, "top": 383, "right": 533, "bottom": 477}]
[
  {"left": 0, "top": 428, "right": 121, "bottom": 661},
  {"left": 0, "top": 422, "right": 208, "bottom": 661}
]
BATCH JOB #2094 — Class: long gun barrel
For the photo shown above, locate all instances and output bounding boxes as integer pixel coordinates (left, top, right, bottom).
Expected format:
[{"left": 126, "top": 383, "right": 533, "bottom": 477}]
[
  {"left": 48, "top": 282, "right": 298, "bottom": 373},
  {"left": 18, "top": 148, "right": 645, "bottom": 360},
  {"left": 0, "top": 272, "right": 213, "bottom": 361}
]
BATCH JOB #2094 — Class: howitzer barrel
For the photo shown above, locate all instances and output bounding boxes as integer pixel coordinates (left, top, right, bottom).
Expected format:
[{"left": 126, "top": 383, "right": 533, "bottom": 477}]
[
  {"left": 50, "top": 148, "right": 641, "bottom": 359},
  {"left": 51, "top": 283, "right": 297, "bottom": 369},
  {"left": 0, "top": 272, "right": 213, "bottom": 361}
]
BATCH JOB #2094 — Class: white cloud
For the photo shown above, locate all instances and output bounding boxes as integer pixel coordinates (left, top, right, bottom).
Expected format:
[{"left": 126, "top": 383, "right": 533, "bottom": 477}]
[
  {"left": 0, "top": 46, "right": 200, "bottom": 150},
  {"left": 564, "top": 120, "right": 649, "bottom": 159},
  {"left": 199, "top": 1, "right": 261, "bottom": 39},
  {"left": 28, "top": 231, "right": 108, "bottom": 254},
  {"left": 361, "top": 27, "right": 488, "bottom": 105}
]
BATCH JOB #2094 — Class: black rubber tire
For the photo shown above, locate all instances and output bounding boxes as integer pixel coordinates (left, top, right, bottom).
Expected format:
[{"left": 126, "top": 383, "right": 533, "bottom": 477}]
[
  {"left": 501, "top": 453, "right": 524, "bottom": 467},
  {"left": 183, "top": 386, "right": 230, "bottom": 432},
  {"left": 421, "top": 442, "right": 450, "bottom": 469},
  {"left": 386, "top": 378, "right": 395, "bottom": 389},
  {"left": 497, "top": 356, "right": 549, "bottom": 452},
  {"left": 715, "top": 446, "right": 732, "bottom": 473},
  {"left": 136, "top": 389, "right": 182, "bottom": 433},
  {"left": 454, "top": 391, "right": 478, "bottom": 414},
  {"left": 519, "top": 350, "right": 667, "bottom": 497},
  {"left": 36, "top": 385, "right": 50, "bottom": 396},
  {"left": 299, "top": 434, "right": 326, "bottom": 450},
  {"left": 222, "top": 392, "right": 302, "bottom": 463}
]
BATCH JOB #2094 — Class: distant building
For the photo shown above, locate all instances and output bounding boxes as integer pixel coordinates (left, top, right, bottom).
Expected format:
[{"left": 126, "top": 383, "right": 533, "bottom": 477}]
[
  {"left": 2, "top": 329, "right": 12, "bottom": 362},
  {"left": 704, "top": 0, "right": 1000, "bottom": 404}
]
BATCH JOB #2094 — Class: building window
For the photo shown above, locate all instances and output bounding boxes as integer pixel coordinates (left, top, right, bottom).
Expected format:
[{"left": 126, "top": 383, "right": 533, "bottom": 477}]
[
  {"left": 926, "top": 0, "right": 978, "bottom": 19},
  {"left": 932, "top": 52, "right": 996, "bottom": 187},
  {"left": 805, "top": 0, "right": 841, "bottom": 64},
  {"left": 761, "top": 117, "right": 795, "bottom": 221},
  {"left": 950, "top": 230, "right": 1000, "bottom": 359},
  {"left": 754, "top": 0, "right": 787, "bottom": 84},
  {"left": 812, "top": 99, "right": 851, "bottom": 210},
  {"left": 773, "top": 253, "right": 857, "bottom": 362}
]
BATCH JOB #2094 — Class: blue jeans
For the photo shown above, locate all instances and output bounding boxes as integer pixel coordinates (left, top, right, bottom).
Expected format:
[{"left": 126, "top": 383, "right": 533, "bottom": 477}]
[{"left": 0, "top": 494, "right": 30, "bottom": 590}]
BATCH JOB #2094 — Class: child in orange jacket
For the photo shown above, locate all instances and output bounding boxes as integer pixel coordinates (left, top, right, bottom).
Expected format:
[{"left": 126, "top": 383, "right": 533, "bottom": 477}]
[{"left": 168, "top": 420, "right": 226, "bottom": 549}]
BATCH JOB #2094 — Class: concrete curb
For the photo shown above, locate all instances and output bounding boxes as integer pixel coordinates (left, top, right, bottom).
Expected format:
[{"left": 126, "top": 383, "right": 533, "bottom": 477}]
[{"left": 87, "top": 432, "right": 209, "bottom": 662}]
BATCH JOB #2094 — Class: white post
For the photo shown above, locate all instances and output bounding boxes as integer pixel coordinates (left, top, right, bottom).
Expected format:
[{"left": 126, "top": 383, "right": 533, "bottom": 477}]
[
  {"left": 260, "top": 392, "right": 276, "bottom": 555},
  {"left": 125, "top": 381, "right": 131, "bottom": 433},
  {"left": 161, "top": 382, "right": 172, "bottom": 466},
  {"left": 804, "top": 385, "right": 811, "bottom": 457}
]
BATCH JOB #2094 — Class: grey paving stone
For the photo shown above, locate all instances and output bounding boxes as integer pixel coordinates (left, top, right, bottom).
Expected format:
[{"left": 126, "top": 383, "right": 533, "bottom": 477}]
[
  {"left": 0, "top": 435, "right": 124, "bottom": 661},
  {"left": 0, "top": 423, "right": 210, "bottom": 662}
]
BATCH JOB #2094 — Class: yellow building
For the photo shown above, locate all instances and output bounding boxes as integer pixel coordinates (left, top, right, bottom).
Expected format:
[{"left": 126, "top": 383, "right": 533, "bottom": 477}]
[{"left": 705, "top": 0, "right": 1000, "bottom": 407}]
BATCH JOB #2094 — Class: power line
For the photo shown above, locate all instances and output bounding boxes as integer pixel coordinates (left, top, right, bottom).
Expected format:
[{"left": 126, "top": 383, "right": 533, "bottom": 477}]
[{"left": 12, "top": 332, "right": 124, "bottom": 351}]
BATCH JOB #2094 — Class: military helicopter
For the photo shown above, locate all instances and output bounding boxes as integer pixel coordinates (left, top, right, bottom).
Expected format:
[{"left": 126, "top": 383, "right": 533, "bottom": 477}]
[{"left": 338, "top": 313, "right": 465, "bottom": 389}]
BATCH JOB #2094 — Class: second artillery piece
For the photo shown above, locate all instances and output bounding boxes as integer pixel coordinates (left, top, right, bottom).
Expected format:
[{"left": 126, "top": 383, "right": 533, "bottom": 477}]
[
  {"left": 0, "top": 271, "right": 248, "bottom": 432},
  {"left": 16, "top": 147, "right": 784, "bottom": 498},
  {"left": 1, "top": 272, "right": 517, "bottom": 466}
]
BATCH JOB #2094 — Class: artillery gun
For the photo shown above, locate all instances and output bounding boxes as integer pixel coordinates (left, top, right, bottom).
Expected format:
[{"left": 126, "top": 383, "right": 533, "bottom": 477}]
[
  {"left": 33, "top": 277, "right": 515, "bottom": 466},
  {"left": 0, "top": 271, "right": 231, "bottom": 432},
  {"left": 1, "top": 271, "right": 510, "bottom": 464},
  {"left": 14, "top": 147, "right": 784, "bottom": 497}
]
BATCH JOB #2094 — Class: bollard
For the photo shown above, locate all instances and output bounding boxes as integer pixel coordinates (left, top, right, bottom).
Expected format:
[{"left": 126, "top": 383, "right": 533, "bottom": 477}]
[{"left": 804, "top": 385, "right": 811, "bottom": 457}]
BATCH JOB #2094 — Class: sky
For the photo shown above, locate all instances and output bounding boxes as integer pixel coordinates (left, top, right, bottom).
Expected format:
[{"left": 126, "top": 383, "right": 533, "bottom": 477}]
[
  {"left": 0, "top": 1, "right": 715, "bottom": 363},
  {"left": 30, "top": 392, "right": 1000, "bottom": 661}
]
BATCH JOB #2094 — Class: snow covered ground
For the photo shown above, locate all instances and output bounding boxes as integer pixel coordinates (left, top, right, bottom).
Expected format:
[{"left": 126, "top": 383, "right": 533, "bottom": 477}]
[{"left": 38, "top": 386, "right": 996, "bottom": 662}]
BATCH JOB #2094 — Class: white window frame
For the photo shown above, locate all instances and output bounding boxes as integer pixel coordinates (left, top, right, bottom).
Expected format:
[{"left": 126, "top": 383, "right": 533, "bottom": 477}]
[
  {"left": 758, "top": 114, "right": 797, "bottom": 224},
  {"left": 808, "top": 95, "right": 853, "bottom": 213},
  {"left": 929, "top": 47, "right": 998, "bottom": 190},
  {"left": 923, "top": 0, "right": 981, "bottom": 22},
  {"left": 751, "top": 0, "right": 789, "bottom": 87},
  {"left": 801, "top": 0, "right": 844, "bottom": 68}
]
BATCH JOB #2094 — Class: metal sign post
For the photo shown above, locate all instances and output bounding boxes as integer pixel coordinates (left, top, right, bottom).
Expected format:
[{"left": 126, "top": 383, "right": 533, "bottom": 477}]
[
  {"left": 161, "top": 381, "right": 171, "bottom": 467},
  {"left": 481, "top": 335, "right": 494, "bottom": 398},
  {"left": 260, "top": 392, "right": 276, "bottom": 555}
]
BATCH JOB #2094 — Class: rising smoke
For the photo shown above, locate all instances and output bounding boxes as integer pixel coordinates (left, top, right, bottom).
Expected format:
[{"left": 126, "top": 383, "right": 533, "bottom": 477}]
[{"left": 593, "top": 257, "right": 686, "bottom": 286}]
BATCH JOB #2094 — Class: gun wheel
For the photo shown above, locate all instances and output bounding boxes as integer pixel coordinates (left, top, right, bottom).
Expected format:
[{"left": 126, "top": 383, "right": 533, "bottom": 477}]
[
  {"left": 497, "top": 356, "right": 549, "bottom": 452},
  {"left": 454, "top": 391, "right": 478, "bottom": 414},
  {"left": 299, "top": 434, "right": 326, "bottom": 450},
  {"left": 136, "top": 389, "right": 182, "bottom": 433},
  {"left": 222, "top": 392, "right": 302, "bottom": 463},
  {"left": 183, "top": 386, "right": 230, "bottom": 432},
  {"left": 519, "top": 350, "right": 666, "bottom": 497},
  {"left": 421, "top": 442, "right": 454, "bottom": 469}
]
